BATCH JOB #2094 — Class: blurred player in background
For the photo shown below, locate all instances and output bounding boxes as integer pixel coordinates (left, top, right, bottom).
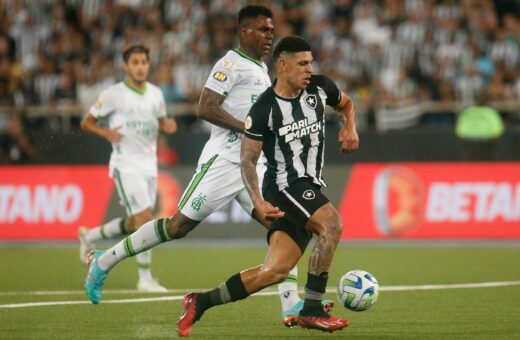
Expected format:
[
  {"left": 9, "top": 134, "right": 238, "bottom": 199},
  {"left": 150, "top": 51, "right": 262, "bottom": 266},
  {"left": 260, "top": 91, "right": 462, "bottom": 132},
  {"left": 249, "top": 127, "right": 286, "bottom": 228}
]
[
  {"left": 84, "top": 4, "right": 331, "bottom": 325},
  {"left": 80, "top": 45, "right": 177, "bottom": 292},
  {"left": 176, "top": 35, "right": 359, "bottom": 336}
]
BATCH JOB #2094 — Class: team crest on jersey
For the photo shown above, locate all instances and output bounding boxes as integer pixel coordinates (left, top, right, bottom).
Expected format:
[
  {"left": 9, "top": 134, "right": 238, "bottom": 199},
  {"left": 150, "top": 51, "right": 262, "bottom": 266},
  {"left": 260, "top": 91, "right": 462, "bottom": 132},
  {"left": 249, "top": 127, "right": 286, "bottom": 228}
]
[
  {"left": 302, "top": 190, "right": 315, "bottom": 200},
  {"left": 221, "top": 59, "right": 233, "bottom": 68},
  {"left": 303, "top": 94, "right": 317, "bottom": 110},
  {"left": 95, "top": 101, "right": 102, "bottom": 109},
  {"left": 213, "top": 71, "right": 228, "bottom": 82},
  {"left": 191, "top": 193, "right": 207, "bottom": 212}
]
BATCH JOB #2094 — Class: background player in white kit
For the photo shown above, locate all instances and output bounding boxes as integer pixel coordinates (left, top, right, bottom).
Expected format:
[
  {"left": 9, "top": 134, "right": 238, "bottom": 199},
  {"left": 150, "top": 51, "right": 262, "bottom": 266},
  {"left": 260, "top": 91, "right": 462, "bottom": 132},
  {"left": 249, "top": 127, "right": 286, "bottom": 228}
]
[
  {"left": 80, "top": 45, "right": 177, "bottom": 292},
  {"left": 84, "top": 5, "right": 331, "bottom": 326}
]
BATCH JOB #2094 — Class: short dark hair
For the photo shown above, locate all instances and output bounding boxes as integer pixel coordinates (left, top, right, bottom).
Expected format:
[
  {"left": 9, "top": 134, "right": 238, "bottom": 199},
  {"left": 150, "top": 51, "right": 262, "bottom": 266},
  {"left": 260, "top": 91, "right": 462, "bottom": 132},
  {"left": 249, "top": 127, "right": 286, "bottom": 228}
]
[
  {"left": 273, "top": 36, "right": 312, "bottom": 61},
  {"left": 122, "top": 45, "right": 150, "bottom": 63},
  {"left": 237, "top": 5, "right": 273, "bottom": 27}
]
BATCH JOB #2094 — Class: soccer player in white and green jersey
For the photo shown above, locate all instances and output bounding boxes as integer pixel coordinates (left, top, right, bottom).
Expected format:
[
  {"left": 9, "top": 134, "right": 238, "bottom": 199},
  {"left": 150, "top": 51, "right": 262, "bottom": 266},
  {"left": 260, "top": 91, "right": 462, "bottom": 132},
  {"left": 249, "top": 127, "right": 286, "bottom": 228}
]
[
  {"left": 80, "top": 45, "right": 177, "bottom": 292},
  {"left": 84, "top": 5, "right": 331, "bottom": 327}
]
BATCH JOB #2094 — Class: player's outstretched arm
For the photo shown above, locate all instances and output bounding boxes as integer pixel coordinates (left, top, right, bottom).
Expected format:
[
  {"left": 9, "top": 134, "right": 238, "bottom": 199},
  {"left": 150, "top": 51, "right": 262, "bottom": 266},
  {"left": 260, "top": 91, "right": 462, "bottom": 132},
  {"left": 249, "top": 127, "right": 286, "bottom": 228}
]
[
  {"left": 336, "top": 91, "right": 359, "bottom": 153},
  {"left": 240, "top": 136, "right": 284, "bottom": 221},
  {"left": 81, "top": 113, "right": 123, "bottom": 143},
  {"left": 198, "top": 88, "right": 246, "bottom": 133}
]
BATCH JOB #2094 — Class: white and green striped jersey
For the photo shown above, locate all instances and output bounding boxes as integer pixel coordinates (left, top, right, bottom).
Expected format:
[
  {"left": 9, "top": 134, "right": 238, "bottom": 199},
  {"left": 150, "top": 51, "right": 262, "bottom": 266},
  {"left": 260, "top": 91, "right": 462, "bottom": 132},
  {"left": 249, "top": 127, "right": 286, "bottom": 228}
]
[
  {"left": 89, "top": 80, "right": 166, "bottom": 177},
  {"left": 198, "top": 48, "right": 271, "bottom": 164}
]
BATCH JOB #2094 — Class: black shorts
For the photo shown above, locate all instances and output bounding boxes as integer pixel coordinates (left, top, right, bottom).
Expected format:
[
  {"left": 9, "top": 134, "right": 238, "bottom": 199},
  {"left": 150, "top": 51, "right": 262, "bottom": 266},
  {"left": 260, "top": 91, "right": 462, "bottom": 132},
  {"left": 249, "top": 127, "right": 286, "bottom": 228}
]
[{"left": 262, "top": 178, "right": 330, "bottom": 254}]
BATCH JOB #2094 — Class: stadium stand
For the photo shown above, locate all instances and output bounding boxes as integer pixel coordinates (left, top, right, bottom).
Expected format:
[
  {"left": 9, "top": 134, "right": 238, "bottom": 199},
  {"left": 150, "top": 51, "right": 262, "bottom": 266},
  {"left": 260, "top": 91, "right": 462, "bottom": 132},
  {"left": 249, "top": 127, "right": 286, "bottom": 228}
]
[{"left": 0, "top": 0, "right": 518, "bottom": 158}]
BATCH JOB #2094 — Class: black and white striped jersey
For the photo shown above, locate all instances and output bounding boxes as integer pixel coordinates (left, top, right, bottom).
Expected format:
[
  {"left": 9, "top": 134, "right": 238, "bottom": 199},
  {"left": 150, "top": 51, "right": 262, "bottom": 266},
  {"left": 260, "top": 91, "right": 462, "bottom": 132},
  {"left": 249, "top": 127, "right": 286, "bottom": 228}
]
[{"left": 244, "top": 75, "right": 341, "bottom": 190}]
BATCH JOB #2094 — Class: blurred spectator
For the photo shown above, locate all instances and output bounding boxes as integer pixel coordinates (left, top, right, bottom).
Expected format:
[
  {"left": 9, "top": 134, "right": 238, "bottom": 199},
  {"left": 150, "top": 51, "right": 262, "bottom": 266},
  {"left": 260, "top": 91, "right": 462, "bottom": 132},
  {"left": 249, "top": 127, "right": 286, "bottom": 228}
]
[
  {"left": 0, "top": 114, "right": 37, "bottom": 164},
  {"left": 0, "top": 0, "right": 516, "bottom": 133},
  {"left": 77, "top": 53, "right": 115, "bottom": 114},
  {"left": 455, "top": 64, "right": 484, "bottom": 103},
  {"left": 485, "top": 70, "right": 510, "bottom": 101},
  {"left": 154, "top": 59, "right": 186, "bottom": 104},
  {"left": 53, "top": 71, "right": 77, "bottom": 105}
]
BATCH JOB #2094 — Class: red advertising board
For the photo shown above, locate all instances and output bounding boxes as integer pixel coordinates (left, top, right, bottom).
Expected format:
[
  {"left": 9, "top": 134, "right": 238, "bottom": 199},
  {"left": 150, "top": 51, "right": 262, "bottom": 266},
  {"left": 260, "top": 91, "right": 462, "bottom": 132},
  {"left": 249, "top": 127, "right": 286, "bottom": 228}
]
[
  {"left": 0, "top": 166, "right": 113, "bottom": 240},
  {"left": 339, "top": 162, "right": 520, "bottom": 239},
  {"left": 0, "top": 166, "right": 182, "bottom": 240}
]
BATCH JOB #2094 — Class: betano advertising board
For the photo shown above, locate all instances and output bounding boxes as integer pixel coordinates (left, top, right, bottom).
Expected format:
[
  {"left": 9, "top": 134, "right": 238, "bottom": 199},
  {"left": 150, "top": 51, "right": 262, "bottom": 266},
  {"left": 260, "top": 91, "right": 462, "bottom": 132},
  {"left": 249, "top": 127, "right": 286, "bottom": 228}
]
[
  {"left": 1, "top": 163, "right": 519, "bottom": 240},
  {"left": 340, "top": 163, "right": 520, "bottom": 239}
]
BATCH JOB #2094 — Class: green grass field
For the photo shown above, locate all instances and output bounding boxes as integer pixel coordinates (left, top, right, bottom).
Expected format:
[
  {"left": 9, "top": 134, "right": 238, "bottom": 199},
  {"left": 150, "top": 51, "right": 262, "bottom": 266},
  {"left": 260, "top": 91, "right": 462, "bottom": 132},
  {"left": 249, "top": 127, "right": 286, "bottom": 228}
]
[{"left": 1, "top": 245, "right": 520, "bottom": 339}]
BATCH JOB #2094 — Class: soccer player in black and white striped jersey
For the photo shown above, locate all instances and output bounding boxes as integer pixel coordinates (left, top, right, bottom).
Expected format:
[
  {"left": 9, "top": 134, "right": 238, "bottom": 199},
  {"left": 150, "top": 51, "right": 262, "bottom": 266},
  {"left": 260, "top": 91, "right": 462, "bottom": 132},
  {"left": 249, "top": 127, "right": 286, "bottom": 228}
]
[{"left": 175, "top": 36, "right": 359, "bottom": 334}]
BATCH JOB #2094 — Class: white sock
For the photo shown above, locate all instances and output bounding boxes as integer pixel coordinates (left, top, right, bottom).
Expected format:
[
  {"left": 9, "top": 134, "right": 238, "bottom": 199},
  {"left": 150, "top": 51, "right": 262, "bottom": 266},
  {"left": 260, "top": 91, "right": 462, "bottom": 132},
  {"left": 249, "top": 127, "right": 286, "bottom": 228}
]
[
  {"left": 86, "top": 217, "right": 128, "bottom": 243},
  {"left": 278, "top": 265, "right": 301, "bottom": 311},
  {"left": 97, "top": 218, "right": 170, "bottom": 270},
  {"left": 136, "top": 250, "right": 153, "bottom": 281}
]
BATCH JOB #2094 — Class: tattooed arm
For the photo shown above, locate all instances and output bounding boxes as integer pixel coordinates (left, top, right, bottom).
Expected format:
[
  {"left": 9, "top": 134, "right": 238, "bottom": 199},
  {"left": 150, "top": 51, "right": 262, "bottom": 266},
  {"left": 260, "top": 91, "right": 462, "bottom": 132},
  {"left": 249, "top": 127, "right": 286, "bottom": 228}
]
[
  {"left": 240, "top": 137, "right": 262, "bottom": 203},
  {"left": 240, "top": 136, "right": 284, "bottom": 221}
]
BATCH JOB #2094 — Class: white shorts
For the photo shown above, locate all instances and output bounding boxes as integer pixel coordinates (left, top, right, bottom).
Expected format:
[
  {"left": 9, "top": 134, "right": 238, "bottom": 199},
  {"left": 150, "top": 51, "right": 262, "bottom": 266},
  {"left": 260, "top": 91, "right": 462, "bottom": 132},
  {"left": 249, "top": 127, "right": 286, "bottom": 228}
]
[
  {"left": 178, "top": 154, "right": 266, "bottom": 221},
  {"left": 112, "top": 168, "right": 157, "bottom": 216}
]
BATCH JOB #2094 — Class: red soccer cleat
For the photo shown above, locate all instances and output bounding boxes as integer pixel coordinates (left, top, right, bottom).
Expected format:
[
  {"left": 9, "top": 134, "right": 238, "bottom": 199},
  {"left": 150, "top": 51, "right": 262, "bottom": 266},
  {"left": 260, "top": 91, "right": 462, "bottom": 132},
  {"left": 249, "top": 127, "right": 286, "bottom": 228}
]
[
  {"left": 282, "top": 300, "right": 335, "bottom": 328},
  {"left": 177, "top": 293, "right": 198, "bottom": 337},
  {"left": 297, "top": 314, "right": 349, "bottom": 333}
]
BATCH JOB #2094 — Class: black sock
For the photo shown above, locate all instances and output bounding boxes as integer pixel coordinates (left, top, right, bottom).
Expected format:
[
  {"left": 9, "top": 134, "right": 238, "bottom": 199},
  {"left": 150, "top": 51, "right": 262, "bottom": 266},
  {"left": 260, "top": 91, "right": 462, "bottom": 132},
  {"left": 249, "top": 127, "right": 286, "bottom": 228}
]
[
  {"left": 300, "top": 272, "right": 329, "bottom": 317},
  {"left": 195, "top": 273, "right": 249, "bottom": 320}
]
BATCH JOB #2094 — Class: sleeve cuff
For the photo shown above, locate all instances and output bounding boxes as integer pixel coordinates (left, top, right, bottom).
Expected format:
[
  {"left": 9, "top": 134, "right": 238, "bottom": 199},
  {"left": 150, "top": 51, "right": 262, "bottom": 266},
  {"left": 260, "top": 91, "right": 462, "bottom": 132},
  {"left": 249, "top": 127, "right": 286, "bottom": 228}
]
[{"left": 244, "top": 130, "right": 263, "bottom": 141}]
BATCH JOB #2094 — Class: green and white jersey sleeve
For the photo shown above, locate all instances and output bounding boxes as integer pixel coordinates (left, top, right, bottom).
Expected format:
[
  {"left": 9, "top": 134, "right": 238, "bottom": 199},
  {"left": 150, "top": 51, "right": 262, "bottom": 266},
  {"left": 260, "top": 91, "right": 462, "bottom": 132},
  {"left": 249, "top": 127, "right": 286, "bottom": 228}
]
[
  {"left": 199, "top": 49, "right": 271, "bottom": 164},
  {"left": 89, "top": 81, "right": 166, "bottom": 177}
]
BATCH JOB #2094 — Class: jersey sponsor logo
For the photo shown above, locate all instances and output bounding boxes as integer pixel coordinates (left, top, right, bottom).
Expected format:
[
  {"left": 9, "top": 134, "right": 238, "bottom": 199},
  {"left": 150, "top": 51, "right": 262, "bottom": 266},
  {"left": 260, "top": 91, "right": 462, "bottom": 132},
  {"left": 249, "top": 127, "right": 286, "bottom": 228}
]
[
  {"left": 221, "top": 59, "right": 233, "bottom": 68},
  {"left": 278, "top": 118, "right": 322, "bottom": 143},
  {"left": 303, "top": 189, "right": 315, "bottom": 200},
  {"left": 304, "top": 94, "right": 317, "bottom": 110},
  {"left": 212, "top": 71, "right": 228, "bottom": 82},
  {"left": 126, "top": 119, "right": 156, "bottom": 136},
  {"left": 245, "top": 116, "right": 253, "bottom": 130}
]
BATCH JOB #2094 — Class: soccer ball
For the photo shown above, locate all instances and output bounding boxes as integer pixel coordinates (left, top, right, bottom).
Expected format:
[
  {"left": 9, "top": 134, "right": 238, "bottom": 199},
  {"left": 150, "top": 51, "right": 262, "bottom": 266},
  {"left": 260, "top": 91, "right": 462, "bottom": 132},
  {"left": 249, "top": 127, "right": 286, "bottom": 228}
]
[{"left": 337, "top": 270, "right": 379, "bottom": 311}]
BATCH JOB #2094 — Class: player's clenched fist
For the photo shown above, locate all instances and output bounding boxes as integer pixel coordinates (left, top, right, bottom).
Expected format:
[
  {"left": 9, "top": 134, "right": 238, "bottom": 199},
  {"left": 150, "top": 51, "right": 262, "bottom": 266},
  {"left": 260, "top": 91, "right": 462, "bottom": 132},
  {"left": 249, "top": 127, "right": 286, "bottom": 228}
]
[{"left": 338, "top": 126, "right": 359, "bottom": 153}]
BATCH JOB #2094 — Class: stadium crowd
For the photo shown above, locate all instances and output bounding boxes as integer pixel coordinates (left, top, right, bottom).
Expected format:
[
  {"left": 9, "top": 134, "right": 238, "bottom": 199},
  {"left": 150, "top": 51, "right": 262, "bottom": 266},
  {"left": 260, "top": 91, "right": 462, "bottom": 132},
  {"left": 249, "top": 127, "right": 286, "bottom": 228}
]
[{"left": 0, "top": 0, "right": 518, "bottom": 123}]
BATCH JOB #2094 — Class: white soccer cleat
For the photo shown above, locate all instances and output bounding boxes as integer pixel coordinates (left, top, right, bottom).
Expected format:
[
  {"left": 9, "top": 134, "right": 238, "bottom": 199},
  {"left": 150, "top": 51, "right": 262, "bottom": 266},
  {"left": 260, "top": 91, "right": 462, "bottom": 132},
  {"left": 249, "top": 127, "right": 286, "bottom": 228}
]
[
  {"left": 78, "top": 227, "right": 94, "bottom": 264},
  {"left": 137, "top": 278, "right": 168, "bottom": 293}
]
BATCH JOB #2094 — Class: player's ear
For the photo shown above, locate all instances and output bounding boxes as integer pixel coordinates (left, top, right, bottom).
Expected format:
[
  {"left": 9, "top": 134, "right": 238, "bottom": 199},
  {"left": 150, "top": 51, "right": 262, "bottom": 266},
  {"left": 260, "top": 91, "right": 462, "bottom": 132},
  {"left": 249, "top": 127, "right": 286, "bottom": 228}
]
[
  {"left": 239, "top": 25, "right": 251, "bottom": 35},
  {"left": 279, "top": 59, "right": 287, "bottom": 71}
]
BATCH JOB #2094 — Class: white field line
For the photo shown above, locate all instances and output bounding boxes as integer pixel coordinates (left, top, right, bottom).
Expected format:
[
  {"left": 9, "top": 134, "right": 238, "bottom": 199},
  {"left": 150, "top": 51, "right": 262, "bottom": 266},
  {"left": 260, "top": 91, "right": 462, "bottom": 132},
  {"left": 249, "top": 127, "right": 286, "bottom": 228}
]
[{"left": 1, "top": 280, "right": 519, "bottom": 309}]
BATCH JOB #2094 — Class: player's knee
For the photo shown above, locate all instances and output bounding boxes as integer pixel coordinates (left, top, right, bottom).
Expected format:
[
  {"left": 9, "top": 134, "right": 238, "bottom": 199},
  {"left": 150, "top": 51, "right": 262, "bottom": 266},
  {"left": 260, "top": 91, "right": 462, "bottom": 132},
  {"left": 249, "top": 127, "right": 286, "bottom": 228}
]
[
  {"left": 166, "top": 214, "right": 198, "bottom": 239},
  {"left": 315, "top": 210, "right": 343, "bottom": 239},
  {"left": 167, "top": 221, "right": 188, "bottom": 239}
]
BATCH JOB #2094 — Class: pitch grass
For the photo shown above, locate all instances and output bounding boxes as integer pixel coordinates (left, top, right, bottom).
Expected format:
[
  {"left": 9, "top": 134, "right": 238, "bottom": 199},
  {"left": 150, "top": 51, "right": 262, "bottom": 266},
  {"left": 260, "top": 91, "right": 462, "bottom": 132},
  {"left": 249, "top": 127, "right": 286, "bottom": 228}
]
[{"left": 1, "top": 246, "right": 520, "bottom": 339}]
